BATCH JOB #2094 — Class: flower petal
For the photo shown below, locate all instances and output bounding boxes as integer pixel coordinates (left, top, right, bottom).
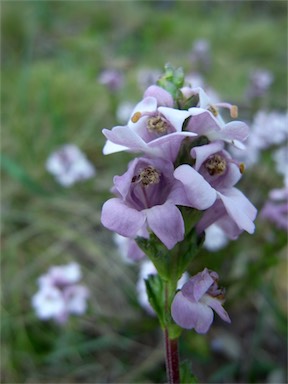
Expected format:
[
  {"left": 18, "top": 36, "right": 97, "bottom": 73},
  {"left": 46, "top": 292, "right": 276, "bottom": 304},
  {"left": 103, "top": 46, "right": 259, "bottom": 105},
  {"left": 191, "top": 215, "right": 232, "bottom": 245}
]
[
  {"left": 202, "top": 294, "right": 231, "bottom": 323},
  {"left": 171, "top": 291, "right": 214, "bottom": 333},
  {"left": 174, "top": 165, "right": 217, "bottom": 209},
  {"left": 158, "top": 107, "right": 191, "bottom": 132},
  {"left": 191, "top": 141, "right": 224, "bottom": 171},
  {"left": 217, "top": 188, "right": 257, "bottom": 234},
  {"left": 101, "top": 198, "right": 146, "bottom": 238},
  {"left": 146, "top": 202, "right": 184, "bottom": 249},
  {"left": 182, "top": 269, "right": 214, "bottom": 302}
]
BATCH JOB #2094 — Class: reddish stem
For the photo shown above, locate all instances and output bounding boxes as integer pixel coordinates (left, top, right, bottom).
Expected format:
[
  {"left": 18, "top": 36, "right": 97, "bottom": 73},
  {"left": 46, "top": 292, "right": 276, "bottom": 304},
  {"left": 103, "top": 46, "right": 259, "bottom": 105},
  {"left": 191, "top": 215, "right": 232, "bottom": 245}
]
[{"left": 164, "top": 328, "right": 180, "bottom": 384}]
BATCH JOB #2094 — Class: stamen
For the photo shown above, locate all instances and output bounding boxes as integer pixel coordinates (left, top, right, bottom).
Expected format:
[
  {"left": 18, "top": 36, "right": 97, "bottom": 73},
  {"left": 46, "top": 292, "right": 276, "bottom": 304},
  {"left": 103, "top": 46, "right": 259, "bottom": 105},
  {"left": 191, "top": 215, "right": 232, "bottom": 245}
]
[
  {"left": 239, "top": 162, "right": 245, "bottom": 174},
  {"left": 131, "top": 166, "right": 161, "bottom": 187},
  {"left": 147, "top": 115, "right": 168, "bottom": 135},
  {"left": 230, "top": 105, "right": 238, "bottom": 118},
  {"left": 131, "top": 111, "right": 142, "bottom": 123},
  {"left": 204, "top": 154, "right": 227, "bottom": 176}
]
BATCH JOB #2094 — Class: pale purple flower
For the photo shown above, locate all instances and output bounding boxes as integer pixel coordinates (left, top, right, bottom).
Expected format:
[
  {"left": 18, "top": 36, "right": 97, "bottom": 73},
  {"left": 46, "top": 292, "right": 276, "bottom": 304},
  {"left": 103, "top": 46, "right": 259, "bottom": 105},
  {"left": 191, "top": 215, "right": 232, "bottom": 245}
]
[
  {"left": 98, "top": 69, "right": 124, "bottom": 91},
  {"left": 102, "top": 88, "right": 196, "bottom": 161},
  {"left": 137, "top": 260, "right": 189, "bottom": 315},
  {"left": 137, "top": 68, "right": 162, "bottom": 91},
  {"left": 231, "top": 110, "right": 288, "bottom": 167},
  {"left": 101, "top": 156, "right": 217, "bottom": 249},
  {"left": 113, "top": 233, "right": 146, "bottom": 263},
  {"left": 174, "top": 141, "right": 257, "bottom": 237},
  {"left": 171, "top": 268, "right": 231, "bottom": 333},
  {"left": 273, "top": 146, "right": 288, "bottom": 183},
  {"left": 185, "top": 87, "right": 249, "bottom": 149},
  {"left": 261, "top": 185, "right": 288, "bottom": 231},
  {"left": 46, "top": 144, "right": 96, "bottom": 187},
  {"left": 190, "top": 38, "right": 211, "bottom": 72},
  {"left": 32, "top": 262, "right": 89, "bottom": 324},
  {"left": 246, "top": 68, "right": 274, "bottom": 100}
]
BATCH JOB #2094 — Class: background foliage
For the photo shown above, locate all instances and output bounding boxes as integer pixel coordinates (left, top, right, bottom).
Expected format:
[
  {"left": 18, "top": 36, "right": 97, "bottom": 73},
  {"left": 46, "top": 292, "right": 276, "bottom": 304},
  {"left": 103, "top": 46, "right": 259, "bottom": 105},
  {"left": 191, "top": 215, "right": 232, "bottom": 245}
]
[{"left": 1, "top": 1, "right": 287, "bottom": 383}]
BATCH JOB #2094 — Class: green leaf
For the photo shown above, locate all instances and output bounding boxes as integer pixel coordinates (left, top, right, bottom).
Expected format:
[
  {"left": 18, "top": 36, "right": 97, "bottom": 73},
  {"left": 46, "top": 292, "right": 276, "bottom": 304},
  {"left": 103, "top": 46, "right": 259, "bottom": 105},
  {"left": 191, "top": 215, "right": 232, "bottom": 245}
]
[
  {"left": 144, "top": 274, "right": 165, "bottom": 328},
  {"left": 180, "top": 360, "right": 199, "bottom": 383}
]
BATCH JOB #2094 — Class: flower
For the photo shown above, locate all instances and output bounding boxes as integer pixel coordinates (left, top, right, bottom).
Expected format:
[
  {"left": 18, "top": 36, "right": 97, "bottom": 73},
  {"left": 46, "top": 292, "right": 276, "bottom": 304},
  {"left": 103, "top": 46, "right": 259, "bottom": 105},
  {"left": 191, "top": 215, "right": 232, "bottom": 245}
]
[
  {"left": 101, "top": 156, "right": 215, "bottom": 249},
  {"left": 246, "top": 68, "right": 274, "bottom": 100},
  {"left": 32, "top": 262, "right": 89, "bottom": 324},
  {"left": 174, "top": 141, "right": 257, "bottom": 237},
  {"left": 186, "top": 87, "right": 249, "bottom": 149},
  {"left": 260, "top": 185, "right": 288, "bottom": 231},
  {"left": 98, "top": 68, "right": 124, "bottom": 91},
  {"left": 171, "top": 268, "right": 231, "bottom": 333},
  {"left": 113, "top": 233, "right": 146, "bottom": 263},
  {"left": 102, "top": 86, "right": 196, "bottom": 161},
  {"left": 204, "top": 223, "right": 229, "bottom": 251},
  {"left": 46, "top": 144, "right": 96, "bottom": 187}
]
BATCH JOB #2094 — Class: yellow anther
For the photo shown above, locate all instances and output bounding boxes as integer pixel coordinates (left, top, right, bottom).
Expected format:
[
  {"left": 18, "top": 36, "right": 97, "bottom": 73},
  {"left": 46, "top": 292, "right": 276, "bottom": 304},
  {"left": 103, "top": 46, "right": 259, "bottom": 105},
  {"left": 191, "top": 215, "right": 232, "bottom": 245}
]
[
  {"left": 208, "top": 104, "right": 218, "bottom": 117},
  {"left": 131, "top": 112, "right": 142, "bottom": 123},
  {"left": 230, "top": 105, "right": 238, "bottom": 119},
  {"left": 239, "top": 163, "right": 245, "bottom": 174}
]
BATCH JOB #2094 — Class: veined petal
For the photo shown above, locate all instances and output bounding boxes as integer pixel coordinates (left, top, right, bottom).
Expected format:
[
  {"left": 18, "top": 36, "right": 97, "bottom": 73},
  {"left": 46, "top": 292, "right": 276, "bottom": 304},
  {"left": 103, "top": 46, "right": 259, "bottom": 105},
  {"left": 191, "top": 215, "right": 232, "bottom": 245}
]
[
  {"left": 174, "top": 165, "right": 217, "bottom": 209},
  {"left": 182, "top": 269, "right": 214, "bottom": 302},
  {"left": 171, "top": 291, "right": 214, "bottom": 333},
  {"left": 129, "top": 96, "right": 157, "bottom": 123},
  {"left": 158, "top": 107, "right": 191, "bottom": 132},
  {"left": 101, "top": 198, "right": 146, "bottom": 238},
  {"left": 146, "top": 202, "right": 184, "bottom": 249},
  {"left": 103, "top": 139, "right": 129, "bottom": 155},
  {"left": 217, "top": 188, "right": 257, "bottom": 234},
  {"left": 144, "top": 85, "right": 174, "bottom": 107},
  {"left": 102, "top": 126, "right": 148, "bottom": 152},
  {"left": 201, "top": 294, "right": 231, "bottom": 323}
]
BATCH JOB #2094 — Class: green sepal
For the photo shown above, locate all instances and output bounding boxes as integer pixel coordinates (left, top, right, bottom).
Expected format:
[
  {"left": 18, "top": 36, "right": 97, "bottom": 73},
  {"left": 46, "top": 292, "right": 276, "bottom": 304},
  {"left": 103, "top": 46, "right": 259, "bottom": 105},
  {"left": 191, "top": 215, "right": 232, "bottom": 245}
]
[
  {"left": 144, "top": 274, "right": 165, "bottom": 328},
  {"left": 136, "top": 226, "right": 204, "bottom": 283},
  {"left": 157, "top": 63, "right": 185, "bottom": 100}
]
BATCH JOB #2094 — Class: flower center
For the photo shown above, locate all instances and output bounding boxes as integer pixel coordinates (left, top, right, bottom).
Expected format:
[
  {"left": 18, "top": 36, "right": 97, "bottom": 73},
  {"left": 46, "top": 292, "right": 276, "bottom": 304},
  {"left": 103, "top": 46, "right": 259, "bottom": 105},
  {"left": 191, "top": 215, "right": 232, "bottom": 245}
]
[
  {"left": 204, "top": 154, "right": 227, "bottom": 176},
  {"left": 147, "top": 115, "right": 168, "bottom": 135},
  {"left": 132, "top": 166, "right": 161, "bottom": 187}
]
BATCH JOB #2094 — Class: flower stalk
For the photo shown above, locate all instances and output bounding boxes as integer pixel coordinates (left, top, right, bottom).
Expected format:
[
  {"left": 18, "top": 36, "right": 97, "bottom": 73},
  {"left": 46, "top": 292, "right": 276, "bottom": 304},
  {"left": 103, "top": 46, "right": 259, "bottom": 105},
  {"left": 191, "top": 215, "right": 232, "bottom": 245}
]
[{"left": 164, "top": 328, "right": 180, "bottom": 384}]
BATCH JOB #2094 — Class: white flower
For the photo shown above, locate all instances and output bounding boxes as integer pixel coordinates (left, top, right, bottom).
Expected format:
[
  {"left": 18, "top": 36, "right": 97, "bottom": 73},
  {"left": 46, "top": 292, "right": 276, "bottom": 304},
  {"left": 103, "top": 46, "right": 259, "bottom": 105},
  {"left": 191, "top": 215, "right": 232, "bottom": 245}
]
[
  {"left": 32, "top": 262, "right": 89, "bottom": 324},
  {"left": 46, "top": 144, "right": 96, "bottom": 187},
  {"left": 204, "top": 224, "right": 229, "bottom": 252}
]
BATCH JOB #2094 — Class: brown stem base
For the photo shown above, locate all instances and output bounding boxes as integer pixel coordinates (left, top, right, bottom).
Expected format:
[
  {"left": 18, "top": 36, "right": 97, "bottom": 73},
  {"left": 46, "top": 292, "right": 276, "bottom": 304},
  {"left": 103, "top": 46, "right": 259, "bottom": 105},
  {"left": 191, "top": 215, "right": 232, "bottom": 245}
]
[{"left": 165, "top": 329, "right": 180, "bottom": 384}]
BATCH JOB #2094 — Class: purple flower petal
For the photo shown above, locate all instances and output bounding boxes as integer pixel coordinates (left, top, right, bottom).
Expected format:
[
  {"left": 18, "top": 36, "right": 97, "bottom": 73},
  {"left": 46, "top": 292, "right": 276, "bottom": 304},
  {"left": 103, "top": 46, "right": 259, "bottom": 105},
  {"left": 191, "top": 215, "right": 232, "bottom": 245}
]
[
  {"left": 143, "top": 85, "right": 174, "bottom": 107},
  {"left": 181, "top": 269, "right": 214, "bottom": 302},
  {"left": 101, "top": 198, "right": 146, "bottom": 238},
  {"left": 191, "top": 141, "right": 224, "bottom": 171},
  {"left": 171, "top": 291, "right": 214, "bottom": 333},
  {"left": 158, "top": 107, "right": 191, "bottom": 132},
  {"left": 217, "top": 188, "right": 257, "bottom": 234},
  {"left": 146, "top": 201, "right": 184, "bottom": 249},
  {"left": 202, "top": 294, "right": 231, "bottom": 323},
  {"left": 174, "top": 165, "right": 217, "bottom": 209}
]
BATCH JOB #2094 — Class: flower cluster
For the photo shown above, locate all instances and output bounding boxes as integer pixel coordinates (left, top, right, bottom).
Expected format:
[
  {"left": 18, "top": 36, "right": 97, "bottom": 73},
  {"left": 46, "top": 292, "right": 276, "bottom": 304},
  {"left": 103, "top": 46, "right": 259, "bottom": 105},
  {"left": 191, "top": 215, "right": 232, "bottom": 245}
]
[
  {"left": 101, "top": 66, "right": 257, "bottom": 332},
  {"left": 101, "top": 70, "right": 257, "bottom": 249},
  {"left": 32, "top": 262, "right": 90, "bottom": 324}
]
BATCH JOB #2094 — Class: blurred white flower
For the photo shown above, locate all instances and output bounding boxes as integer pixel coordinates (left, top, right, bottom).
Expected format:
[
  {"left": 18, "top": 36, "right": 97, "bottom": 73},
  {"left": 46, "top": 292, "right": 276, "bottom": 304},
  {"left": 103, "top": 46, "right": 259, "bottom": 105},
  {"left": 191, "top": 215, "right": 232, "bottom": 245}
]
[
  {"left": 32, "top": 262, "right": 90, "bottom": 324},
  {"left": 273, "top": 145, "right": 288, "bottom": 185},
  {"left": 231, "top": 110, "right": 288, "bottom": 167},
  {"left": 204, "top": 224, "right": 229, "bottom": 252},
  {"left": 137, "top": 68, "right": 161, "bottom": 91},
  {"left": 116, "top": 101, "right": 135, "bottom": 124},
  {"left": 190, "top": 38, "right": 211, "bottom": 72},
  {"left": 46, "top": 144, "right": 96, "bottom": 187},
  {"left": 246, "top": 68, "right": 274, "bottom": 100}
]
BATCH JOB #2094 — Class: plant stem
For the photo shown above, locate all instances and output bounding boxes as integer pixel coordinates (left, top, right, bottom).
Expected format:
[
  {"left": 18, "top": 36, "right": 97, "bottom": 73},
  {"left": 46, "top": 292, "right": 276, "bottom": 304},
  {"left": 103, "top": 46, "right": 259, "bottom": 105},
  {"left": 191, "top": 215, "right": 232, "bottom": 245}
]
[
  {"left": 164, "top": 328, "right": 180, "bottom": 384},
  {"left": 164, "top": 282, "right": 180, "bottom": 384}
]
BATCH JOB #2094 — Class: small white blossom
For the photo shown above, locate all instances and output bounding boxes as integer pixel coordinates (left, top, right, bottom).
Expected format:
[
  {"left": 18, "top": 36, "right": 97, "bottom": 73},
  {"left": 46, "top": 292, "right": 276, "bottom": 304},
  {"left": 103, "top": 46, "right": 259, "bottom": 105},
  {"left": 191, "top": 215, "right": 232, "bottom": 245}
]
[
  {"left": 204, "top": 224, "right": 229, "bottom": 252},
  {"left": 46, "top": 144, "right": 96, "bottom": 187},
  {"left": 32, "top": 262, "right": 89, "bottom": 324}
]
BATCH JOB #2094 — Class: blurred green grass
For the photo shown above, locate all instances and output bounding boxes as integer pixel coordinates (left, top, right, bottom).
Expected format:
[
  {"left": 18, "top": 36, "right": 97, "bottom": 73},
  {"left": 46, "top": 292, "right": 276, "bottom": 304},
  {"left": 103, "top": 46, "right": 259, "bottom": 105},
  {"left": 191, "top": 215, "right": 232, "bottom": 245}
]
[{"left": 1, "top": 1, "right": 287, "bottom": 383}]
